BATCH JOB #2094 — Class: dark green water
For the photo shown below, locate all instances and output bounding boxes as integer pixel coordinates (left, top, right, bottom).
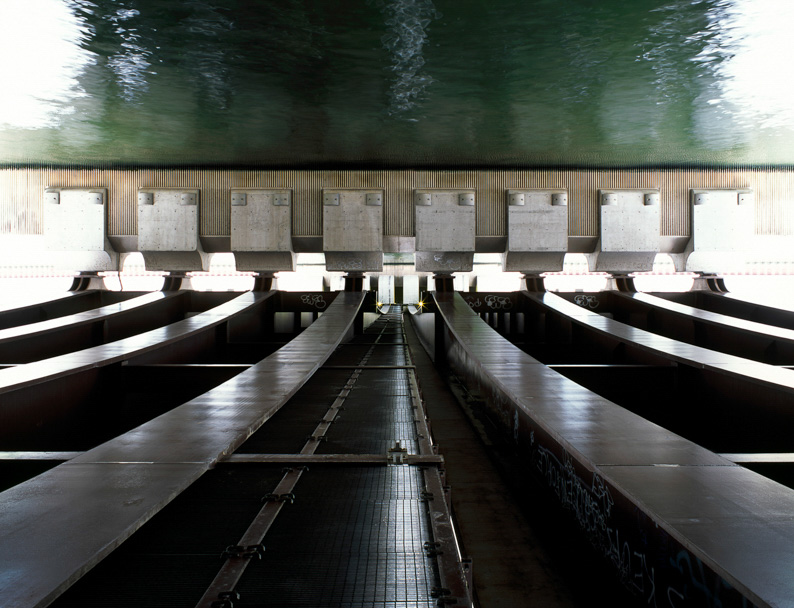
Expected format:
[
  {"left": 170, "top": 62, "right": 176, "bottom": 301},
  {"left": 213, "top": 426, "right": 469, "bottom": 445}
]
[{"left": 2, "top": 0, "right": 794, "bottom": 167}]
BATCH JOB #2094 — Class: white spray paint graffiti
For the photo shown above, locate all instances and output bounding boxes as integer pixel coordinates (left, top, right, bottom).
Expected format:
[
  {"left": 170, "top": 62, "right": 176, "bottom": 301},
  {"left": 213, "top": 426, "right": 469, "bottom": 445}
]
[
  {"left": 533, "top": 443, "right": 696, "bottom": 607},
  {"left": 300, "top": 294, "right": 327, "bottom": 309},
  {"left": 447, "top": 335, "right": 748, "bottom": 607},
  {"left": 513, "top": 409, "right": 519, "bottom": 443},
  {"left": 573, "top": 294, "right": 599, "bottom": 309},
  {"left": 464, "top": 296, "right": 481, "bottom": 309},
  {"left": 485, "top": 294, "right": 513, "bottom": 310},
  {"left": 535, "top": 446, "right": 614, "bottom": 541}
]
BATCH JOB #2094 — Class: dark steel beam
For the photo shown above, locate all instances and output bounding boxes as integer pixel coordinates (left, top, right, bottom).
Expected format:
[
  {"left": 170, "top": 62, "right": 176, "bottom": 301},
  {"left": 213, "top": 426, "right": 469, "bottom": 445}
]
[{"left": 428, "top": 291, "right": 794, "bottom": 608}]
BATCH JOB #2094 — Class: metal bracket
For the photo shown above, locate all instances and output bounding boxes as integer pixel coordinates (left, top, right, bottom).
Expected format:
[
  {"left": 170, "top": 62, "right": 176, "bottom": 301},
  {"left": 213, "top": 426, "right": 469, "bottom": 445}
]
[
  {"left": 415, "top": 192, "right": 432, "bottom": 206},
  {"left": 601, "top": 192, "right": 618, "bottom": 206},
  {"left": 138, "top": 192, "right": 154, "bottom": 205},
  {"left": 231, "top": 192, "right": 247, "bottom": 206},
  {"left": 221, "top": 544, "right": 265, "bottom": 560},
  {"left": 181, "top": 192, "right": 198, "bottom": 206},
  {"left": 273, "top": 193, "right": 290, "bottom": 206},
  {"left": 458, "top": 193, "right": 475, "bottom": 206},
  {"left": 324, "top": 192, "right": 340, "bottom": 206},
  {"left": 210, "top": 590, "right": 240, "bottom": 608},
  {"left": 261, "top": 492, "right": 295, "bottom": 504},
  {"left": 551, "top": 192, "right": 568, "bottom": 206},
  {"left": 387, "top": 441, "right": 408, "bottom": 464},
  {"left": 424, "top": 541, "right": 444, "bottom": 557},
  {"left": 44, "top": 190, "right": 60, "bottom": 204},
  {"left": 431, "top": 587, "right": 452, "bottom": 598},
  {"left": 644, "top": 192, "right": 660, "bottom": 206},
  {"left": 366, "top": 192, "right": 383, "bottom": 206},
  {"left": 693, "top": 192, "right": 709, "bottom": 205},
  {"left": 508, "top": 192, "right": 525, "bottom": 206},
  {"left": 738, "top": 191, "right": 754, "bottom": 205}
]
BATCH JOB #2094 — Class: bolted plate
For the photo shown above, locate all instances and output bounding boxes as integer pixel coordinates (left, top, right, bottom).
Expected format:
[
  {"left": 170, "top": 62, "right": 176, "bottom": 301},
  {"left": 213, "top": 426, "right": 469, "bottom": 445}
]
[
  {"left": 644, "top": 192, "right": 660, "bottom": 206},
  {"left": 693, "top": 192, "right": 710, "bottom": 206},
  {"left": 180, "top": 192, "right": 197, "bottom": 206},
  {"left": 415, "top": 192, "right": 432, "bottom": 206},
  {"left": 601, "top": 192, "right": 618, "bottom": 206},
  {"left": 551, "top": 192, "right": 568, "bottom": 206},
  {"left": 273, "top": 193, "right": 290, "bottom": 206},
  {"left": 738, "top": 191, "right": 754, "bottom": 205}
]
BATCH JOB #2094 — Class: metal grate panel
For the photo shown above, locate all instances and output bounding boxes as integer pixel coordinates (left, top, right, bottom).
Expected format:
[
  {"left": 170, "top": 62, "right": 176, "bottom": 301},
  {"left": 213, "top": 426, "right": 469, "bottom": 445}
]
[
  {"left": 236, "top": 369, "right": 349, "bottom": 454},
  {"left": 320, "top": 394, "right": 419, "bottom": 455},
  {"left": 234, "top": 466, "right": 439, "bottom": 607}
]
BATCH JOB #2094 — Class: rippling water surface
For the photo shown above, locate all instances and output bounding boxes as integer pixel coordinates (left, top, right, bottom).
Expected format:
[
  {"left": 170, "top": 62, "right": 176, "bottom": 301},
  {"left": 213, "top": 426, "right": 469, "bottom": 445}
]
[{"left": 1, "top": 0, "right": 793, "bottom": 167}]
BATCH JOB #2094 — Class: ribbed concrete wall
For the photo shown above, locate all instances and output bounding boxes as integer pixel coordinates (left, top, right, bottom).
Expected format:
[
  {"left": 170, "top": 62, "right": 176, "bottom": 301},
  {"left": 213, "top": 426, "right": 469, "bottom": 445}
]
[{"left": 2, "top": 168, "right": 793, "bottom": 239}]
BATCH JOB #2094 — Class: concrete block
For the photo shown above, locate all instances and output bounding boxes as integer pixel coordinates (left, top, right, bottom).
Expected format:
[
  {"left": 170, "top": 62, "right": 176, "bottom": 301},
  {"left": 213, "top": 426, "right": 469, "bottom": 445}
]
[
  {"left": 596, "top": 189, "right": 661, "bottom": 272},
  {"left": 504, "top": 251, "right": 566, "bottom": 272},
  {"left": 595, "top": 251, "right": 658, "bottom": 272},
  {"left": 415, "top": 251, "right": 474, "bottom": 273},
  {"left": 686, "top": 189, "right": 754, "bottom": 272},
  {"left": 599, "top": 189, "right": 661, "bottom": 253},
  {"left": 43, "top": 188, "right": 119, "bottom": 271},
  {"left": 324, "top": 251, "right": 383, "bottom": 272},
  {"left": 506, "top": 189, "right": 568, "bottom": 272},
  {"left": 415, "top": 189, "right": 476, "bottom": 253},
  {"left": 507, "top": 189, "right": 568, "bottom": 252},
  {"left": 231, "top": 189, "right": 295, "bottom": 271},
  {"left": 137, "top": 189, "right": 208, "bottom": 271},
  {"left": 234, "top": 252, "right": 295, "bottom": 272},
  {"left": 323, "top": 189, "right": 383, "bottom": 253}
]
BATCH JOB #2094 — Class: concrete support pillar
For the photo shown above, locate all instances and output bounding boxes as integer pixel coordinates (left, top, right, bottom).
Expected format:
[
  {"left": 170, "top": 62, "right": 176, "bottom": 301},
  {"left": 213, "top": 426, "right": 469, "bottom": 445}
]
[
  {"left": 433, "top": 273, "right": 455, "bottom": 292},
  {"left": 522, "top": 273, "right": 546, "bottom": 292},
  {"left": 605, "top": 273, "right": 637, "bottom": 292},
  {"left": 344, "top": 272, "right": 365, "bottom": 292},
  {"left": 69, "top": 272, "right": 106, "bottom": 291},
  {"left": 161, "top": 272, "right": 196, "bottom": 291},
  {"left": 252, "top": 272, "right": 274, "bottom": 292},
  {"left": 690, "top": 273, "right": 728, "bottom": 292}
]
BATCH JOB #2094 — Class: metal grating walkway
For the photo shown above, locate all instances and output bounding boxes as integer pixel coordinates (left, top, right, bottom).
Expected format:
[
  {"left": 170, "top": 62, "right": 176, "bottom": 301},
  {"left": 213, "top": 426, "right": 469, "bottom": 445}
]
[
  {"left": 234, "top": 466, "right": 438, "bottom": 607},
  {"left": 49, "top": 306, "right": 470, "bottom": 608}
]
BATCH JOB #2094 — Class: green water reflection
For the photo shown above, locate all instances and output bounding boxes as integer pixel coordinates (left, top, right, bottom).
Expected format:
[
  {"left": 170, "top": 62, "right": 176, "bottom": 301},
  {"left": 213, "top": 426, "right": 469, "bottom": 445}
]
[{"left": 2, "top": 0, "right": 793, "bottom": 167}]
